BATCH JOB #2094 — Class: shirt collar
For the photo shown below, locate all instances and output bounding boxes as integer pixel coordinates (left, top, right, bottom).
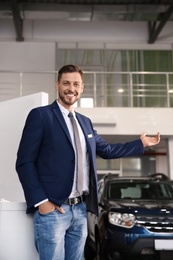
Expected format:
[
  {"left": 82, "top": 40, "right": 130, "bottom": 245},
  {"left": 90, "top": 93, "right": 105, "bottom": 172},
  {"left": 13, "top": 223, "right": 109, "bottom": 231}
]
[{"left": 56, "top": 100, "right": 75, "bottom": 117}]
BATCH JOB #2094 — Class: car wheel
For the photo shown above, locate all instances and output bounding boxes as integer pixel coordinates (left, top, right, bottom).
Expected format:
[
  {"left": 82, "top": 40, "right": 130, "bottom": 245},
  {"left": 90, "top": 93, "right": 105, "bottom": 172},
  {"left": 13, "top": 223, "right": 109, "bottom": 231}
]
[
  {"left": 95, "top": 233, "right": 101, "bottom": 260},
  {"left": 84, "top": 239, "right": 96, "bottom": 260},
  {"left": 95, "top": 234, "right": 107, "bottom": 260},
  {"left": 160, "top": 251, "right": 173, "bottom": 260}
]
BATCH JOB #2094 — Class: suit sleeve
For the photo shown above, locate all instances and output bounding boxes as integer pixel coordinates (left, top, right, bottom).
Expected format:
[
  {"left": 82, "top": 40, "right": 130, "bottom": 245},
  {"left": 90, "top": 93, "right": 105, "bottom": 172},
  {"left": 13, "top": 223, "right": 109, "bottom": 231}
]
[
  {"left": 94, "top": 131, "right": 144, "bottom": 159},
  {"left": 16, "top": 108, "right": 48, "bottom": 209}
]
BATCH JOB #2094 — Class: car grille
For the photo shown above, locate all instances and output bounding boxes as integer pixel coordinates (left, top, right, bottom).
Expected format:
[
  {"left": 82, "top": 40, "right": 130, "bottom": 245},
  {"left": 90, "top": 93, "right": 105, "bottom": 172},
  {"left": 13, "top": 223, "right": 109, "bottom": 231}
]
[{"left": 136, "top": 215, "right": 173, "bottom": 233}]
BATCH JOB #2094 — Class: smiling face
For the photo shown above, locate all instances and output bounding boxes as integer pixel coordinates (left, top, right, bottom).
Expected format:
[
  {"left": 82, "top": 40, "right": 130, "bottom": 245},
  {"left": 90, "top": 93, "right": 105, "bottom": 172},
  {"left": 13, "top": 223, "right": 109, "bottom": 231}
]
[{"left": 56, "top": 72, "right": 84, "bottom": 111}]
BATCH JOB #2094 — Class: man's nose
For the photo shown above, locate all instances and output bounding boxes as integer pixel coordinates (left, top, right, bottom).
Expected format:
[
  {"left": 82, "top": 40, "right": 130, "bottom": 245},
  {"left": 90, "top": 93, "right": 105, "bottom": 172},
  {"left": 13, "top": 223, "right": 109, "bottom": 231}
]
[{"left": 68, "top": 83, "right": 75, "bottom": 90}]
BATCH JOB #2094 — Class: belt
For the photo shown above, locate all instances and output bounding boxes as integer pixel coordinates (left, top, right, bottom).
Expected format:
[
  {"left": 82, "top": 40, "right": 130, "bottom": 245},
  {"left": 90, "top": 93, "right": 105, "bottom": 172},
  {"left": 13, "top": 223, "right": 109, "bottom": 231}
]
[{"left": 64, "top": 195, "right": 85, "bottom": 206}]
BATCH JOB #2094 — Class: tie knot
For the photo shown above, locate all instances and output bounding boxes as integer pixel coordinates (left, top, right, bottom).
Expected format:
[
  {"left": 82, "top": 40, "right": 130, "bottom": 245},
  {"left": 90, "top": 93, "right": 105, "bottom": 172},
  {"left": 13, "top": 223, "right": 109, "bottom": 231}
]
[{"left": 68, "top": 112, "right": 74, "bottom": 118}]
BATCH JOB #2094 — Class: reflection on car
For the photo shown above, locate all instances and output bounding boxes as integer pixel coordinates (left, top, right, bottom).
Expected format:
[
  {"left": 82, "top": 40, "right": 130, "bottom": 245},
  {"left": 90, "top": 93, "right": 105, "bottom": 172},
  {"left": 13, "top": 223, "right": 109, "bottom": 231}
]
[{"left": 85, "top": 173, "right": 173, "bottom": 260}]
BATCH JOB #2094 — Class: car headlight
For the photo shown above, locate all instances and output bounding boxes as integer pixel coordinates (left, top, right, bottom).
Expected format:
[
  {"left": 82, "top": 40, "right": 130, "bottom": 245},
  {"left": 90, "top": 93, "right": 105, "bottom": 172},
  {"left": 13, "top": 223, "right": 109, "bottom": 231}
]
[{"left": 108, "top": 212, "right": 136, "bottom": 228}]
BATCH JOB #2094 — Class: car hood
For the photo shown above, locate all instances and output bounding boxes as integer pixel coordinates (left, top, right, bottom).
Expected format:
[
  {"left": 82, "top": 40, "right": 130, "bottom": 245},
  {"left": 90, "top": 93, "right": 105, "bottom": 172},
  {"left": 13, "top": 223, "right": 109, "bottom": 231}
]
[{"left": 107, "top": 199, "right": 173, "bottom": 212}]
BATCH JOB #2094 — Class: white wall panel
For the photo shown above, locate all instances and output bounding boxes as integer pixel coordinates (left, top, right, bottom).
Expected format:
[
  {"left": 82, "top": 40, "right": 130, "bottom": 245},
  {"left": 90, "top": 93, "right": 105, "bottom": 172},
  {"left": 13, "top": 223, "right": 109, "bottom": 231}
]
[
  {"left": 0, "top": 42, "right": 55, "bottom": 71},
  {"left": 29, "top": 20, "right": 148, "bottom": 42},
  {"left": 0, "top": 202, "right": 39, "bottom": 260},
  {"left": 0, "top": 42, "right": 56, "bottom": 102},
  {"left": 1, "top": 19, "right": 173, "bottom": 47},
  {"left": 22, "top": 20, "right": 173, "bottom": 45},
  {"left": 0, "top": 92, "right": 48, "bottom": 202},
  {"left": 76, "top": 107, "right": 173, "bottom": 136}
]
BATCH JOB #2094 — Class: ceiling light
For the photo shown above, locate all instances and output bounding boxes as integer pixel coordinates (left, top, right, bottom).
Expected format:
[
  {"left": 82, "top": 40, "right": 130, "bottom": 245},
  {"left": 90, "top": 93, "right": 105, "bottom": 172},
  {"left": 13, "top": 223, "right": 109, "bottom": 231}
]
[{"left": 118, "top": 88, "right": 124, "bottom": 93}]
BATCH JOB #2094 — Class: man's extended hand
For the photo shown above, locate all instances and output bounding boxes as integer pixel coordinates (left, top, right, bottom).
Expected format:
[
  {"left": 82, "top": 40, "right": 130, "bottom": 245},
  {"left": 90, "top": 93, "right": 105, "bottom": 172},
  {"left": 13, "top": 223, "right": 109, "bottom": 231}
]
[{"left": 140, "top": 132, "right": 160, "bottom": 147}]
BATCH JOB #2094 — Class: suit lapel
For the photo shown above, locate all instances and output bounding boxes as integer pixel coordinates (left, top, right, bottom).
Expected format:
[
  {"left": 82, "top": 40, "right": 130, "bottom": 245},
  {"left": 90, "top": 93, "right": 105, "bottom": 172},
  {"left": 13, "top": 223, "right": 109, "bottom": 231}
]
[
  {"left": 76, "top": 113, "right": 93, "bottom": 153},
  {"left": 50, "top": 102, "right": 94, "bottom": 153},
  {"left": 51, "top": 101, "right": 72, "bottom": 144}
]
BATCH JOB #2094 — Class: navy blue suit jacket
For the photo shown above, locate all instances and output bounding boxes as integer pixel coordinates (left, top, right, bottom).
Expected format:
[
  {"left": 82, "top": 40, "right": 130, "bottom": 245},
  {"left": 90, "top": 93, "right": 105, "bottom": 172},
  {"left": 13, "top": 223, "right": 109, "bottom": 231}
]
[{"left": 16, "top": 101, "right": 144, "bottom": 215}]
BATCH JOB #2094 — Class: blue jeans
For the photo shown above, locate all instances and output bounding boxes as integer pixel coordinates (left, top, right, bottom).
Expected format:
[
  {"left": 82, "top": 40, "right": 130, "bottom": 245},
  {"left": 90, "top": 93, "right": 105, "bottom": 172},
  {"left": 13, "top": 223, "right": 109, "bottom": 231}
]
[{"left": 33, "top": 202, "right": 87, "bottom": 260}]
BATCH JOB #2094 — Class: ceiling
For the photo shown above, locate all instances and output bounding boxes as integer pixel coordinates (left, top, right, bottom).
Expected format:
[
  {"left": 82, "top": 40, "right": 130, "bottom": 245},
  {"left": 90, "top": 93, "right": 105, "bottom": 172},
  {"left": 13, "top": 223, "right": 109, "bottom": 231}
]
[{"left": 0, "top": 0, "right": 173, "bottom": 43}]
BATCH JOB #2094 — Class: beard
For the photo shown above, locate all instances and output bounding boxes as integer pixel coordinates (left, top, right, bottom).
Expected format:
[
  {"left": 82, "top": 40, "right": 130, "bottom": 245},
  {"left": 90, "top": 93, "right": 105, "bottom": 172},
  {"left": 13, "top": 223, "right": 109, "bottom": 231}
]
[{"left": 58, "top": 92, "right": 79, "bottom": 106}]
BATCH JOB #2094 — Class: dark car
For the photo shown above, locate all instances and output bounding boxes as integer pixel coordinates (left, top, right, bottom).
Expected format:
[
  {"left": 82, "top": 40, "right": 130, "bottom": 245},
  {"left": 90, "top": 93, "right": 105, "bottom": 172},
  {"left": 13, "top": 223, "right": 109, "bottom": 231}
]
[{"left": 84, "top": 173, "right": 173, "bottom": 260}]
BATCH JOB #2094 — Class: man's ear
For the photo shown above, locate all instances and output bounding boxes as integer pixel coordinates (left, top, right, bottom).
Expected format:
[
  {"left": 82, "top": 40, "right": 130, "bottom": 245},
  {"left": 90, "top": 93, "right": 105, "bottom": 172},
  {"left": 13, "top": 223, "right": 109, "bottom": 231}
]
[
  {"left": 81, "top": 83, "right": 84, "bottom": 93},
  {"left": 56, "top": 81, "right": 59, "bottom": 90}
]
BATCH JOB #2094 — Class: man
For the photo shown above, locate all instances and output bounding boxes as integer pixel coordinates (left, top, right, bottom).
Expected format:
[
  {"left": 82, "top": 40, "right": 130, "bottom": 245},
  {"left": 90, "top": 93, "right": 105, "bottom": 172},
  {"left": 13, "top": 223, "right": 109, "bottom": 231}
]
[{"left": 16, "top": 64, "right": 160, "bottom": 260}]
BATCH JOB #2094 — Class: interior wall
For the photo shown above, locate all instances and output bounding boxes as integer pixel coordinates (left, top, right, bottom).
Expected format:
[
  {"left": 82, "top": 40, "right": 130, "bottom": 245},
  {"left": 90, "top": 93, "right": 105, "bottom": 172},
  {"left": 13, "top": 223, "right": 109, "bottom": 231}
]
[
  {"left": 0, "top": 42, "right": 56, "bottom": 71},
  {"left": 0, "top": 20, "right": 173, "bottom": 105},
  {"left": 0, "top": 42, "right": 56, "bottom": 102},
  {"left": 0, "top": 202, "right": 39, "bottom": 260},
  {"left": 0, "top": 92, "right": 48, "bottom": 202},
  {"left": 1, "top": 19, "right": 173, "bottom": 45},
  {"left": 76, "top": 107, "right": 173, "bottom": 136}
]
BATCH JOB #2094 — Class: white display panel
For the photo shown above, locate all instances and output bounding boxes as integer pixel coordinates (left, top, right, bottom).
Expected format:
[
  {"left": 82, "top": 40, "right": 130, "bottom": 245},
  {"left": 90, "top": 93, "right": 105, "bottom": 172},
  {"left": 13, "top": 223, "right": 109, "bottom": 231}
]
[
  {"left": 0, "top": 92, "right": 48, "bottom": 202},
  {"left": 0, "top": 202, "right": 39, "bottom": 260}
]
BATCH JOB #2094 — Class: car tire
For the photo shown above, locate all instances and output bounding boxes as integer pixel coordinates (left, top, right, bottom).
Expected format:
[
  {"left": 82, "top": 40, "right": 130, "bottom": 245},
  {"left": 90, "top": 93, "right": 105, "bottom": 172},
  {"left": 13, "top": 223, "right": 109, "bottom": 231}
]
[
  {"left": 95, "top": 234, "right": 108, "bottom": 260},
  {"left": 84, "top": 240, "right": 96, "bottom": 260},
  {"left": 95, "top": 233, "right": 102, "bottom": 260},
  {"left": 160, "top": 251, "right": 173, "bottom": 260}
]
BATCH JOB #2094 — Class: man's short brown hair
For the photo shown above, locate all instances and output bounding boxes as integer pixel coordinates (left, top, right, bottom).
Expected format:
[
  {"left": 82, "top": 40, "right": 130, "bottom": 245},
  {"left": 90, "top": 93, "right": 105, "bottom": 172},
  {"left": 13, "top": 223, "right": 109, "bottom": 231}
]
[{"left": 57, "top": 64, "right": 83, "bottom": 82}]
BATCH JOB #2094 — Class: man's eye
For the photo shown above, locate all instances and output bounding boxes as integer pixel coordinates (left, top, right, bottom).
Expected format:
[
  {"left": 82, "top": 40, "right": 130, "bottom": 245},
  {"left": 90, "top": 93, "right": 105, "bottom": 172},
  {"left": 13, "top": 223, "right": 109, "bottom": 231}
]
[{"left": 63, "top": 82, "right": 68, "bottom": 86}]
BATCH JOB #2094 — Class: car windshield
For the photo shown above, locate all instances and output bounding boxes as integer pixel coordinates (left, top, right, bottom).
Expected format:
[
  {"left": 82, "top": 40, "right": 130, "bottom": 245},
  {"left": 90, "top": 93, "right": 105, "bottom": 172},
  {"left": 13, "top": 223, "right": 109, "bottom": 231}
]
[{"left": 107, "top": 181, "right": 173, "bottom": 200}]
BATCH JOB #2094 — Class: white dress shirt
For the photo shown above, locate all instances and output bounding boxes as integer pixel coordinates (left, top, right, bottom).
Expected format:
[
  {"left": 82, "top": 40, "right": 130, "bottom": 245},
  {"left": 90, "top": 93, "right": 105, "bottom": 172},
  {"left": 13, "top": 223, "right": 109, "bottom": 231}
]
[{"left": 58, "top": 101, "right": 89, "bottom": 198}]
